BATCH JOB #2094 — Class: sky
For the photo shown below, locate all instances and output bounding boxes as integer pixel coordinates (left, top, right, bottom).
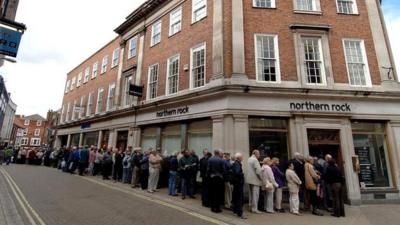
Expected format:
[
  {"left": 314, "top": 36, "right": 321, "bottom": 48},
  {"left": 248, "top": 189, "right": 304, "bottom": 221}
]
[{"left": 0, "top": 0, "right": 399, "bottom": 118}]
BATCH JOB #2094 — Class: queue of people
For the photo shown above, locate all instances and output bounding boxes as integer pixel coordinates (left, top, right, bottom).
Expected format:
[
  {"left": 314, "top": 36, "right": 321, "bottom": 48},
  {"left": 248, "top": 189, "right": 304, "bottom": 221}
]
[{"left": 2, "top": 144, "right": 346, "bottom": 220}]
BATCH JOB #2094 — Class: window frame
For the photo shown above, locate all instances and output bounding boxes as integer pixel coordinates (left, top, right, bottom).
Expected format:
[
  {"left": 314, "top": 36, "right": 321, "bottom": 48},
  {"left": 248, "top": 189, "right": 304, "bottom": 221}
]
[
  {"left": 96, "top": 88, "right": 104, "bottom": 114},
  {"left": 36, "top": 120, "right": 42, "bottom": 126},
  {"left": 166, "top": 54, "right": 180, "bottom": 95},
  {"left": 147, "top": 63, "right": 159, "bottom": 100},
  {"left": 253, "top": 0, "right": 276, "bottom": 8},
  {"left": 111, "top": 48, "right": 120, "bottom": 68},
  {"left": 190, "top": 43, "right": 207, "bottom": 89},
  {"left": 107, "top": 83, "right": 116, "bottom": 111},
  {"left": 192, "top": 0, "right": 207, "bottom": 23},
  {"left": 342, "top": 38, "right": 372, "bottom": 87},
  {"left": 65, "top": 80, "right": 70, "bottom": 93},
  {"left": 151, "top": 21, "right": 162, "bottom": 47},
  {"left": 294, "top": 0, "right": 321, "bottom": 12},
  {"left": 254, "top": 34, "right": 281, "bottom": 83},
  {"left": 101, "top": 55, "right": 108, "bottom": 74},
  {"left": 34, "top": 128, "right": 40, "bottom": 136},
  {"left": 31, "top": 138, "right": 41, "bottom": 146},
  {"left": 299, "top": 35, "right": 327, "bottom": 86},
  {"left": 84, "top": 67, "right": 90, "bottom": 83},
  {"left": 123, "top": 75, "right": 134, "bottom": 107},
  {"left": 70, "top": 77, "right": 76, "bottom": 90},
  {"left": 21, "top": 137, "right": 29, "bottom": 146},
  {"left": 24, "top": 119, "right": 30, "bottom": 126},
  {"left": 336, "top": 0, "right": 358, "bottom": 14},
  {"left": 86, "top": 92, "right": 94, "bottom": 117},
  {"left": 128, "top": 37, "right": 138, "bottom": 59},
  {"left": 169, "top": 6, "right": 182, "bottom": 36},
  {"left": 92, "top": 62, "right": 98, "bottom": 79},
  {"left": 79, "top": 95, "right": 85, "bottom": 119},
  {"left": 77, "top": 72, "right": 82, "bottom": 87},
  {"left": 66, "top": 102, "right": 71, "bottom": 122}
]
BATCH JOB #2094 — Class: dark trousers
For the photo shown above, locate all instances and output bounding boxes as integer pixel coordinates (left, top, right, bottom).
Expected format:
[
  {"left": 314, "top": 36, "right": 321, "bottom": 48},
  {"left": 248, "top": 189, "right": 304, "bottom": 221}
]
[
  {"left": 93, "top": 163, "right": 101, "bottom": 176},
  {"left": 209, "top": 176, "right": 224, "bottom": 212},
  {"left": 5, "top": 157, "right": 11, "bottom": 165},
  {"left": 113, "top": 164, "right": 123, "bottom": 181},
  {"left": 79, "top": 162, "right": 88, "bottom": 176},
  {"left": 140, "top": 169, "right": 149, "bottom": 190},
  {"left": 181, "top": 176, "right": 193, "bottom": 197},
  {"left": 102, "top": 163, "right": 112, "bottom": 179},
  {"left": 332, "top": 183, "right": 345, "bottom": 217},
  {"left": 308, "top": 190, "right": 319, "bottom": 212},
  {"left": 232, "top": 183, "right": 244, "bottom": 216},
  {"left": 201, "top": 178, "right": 210, "bottom": 207}
]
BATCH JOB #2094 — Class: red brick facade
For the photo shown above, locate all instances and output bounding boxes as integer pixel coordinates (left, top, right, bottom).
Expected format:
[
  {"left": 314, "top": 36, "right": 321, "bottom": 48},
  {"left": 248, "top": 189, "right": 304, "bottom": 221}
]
[{"left": 14, "top": 115, "right": 48, "bottom": 146}]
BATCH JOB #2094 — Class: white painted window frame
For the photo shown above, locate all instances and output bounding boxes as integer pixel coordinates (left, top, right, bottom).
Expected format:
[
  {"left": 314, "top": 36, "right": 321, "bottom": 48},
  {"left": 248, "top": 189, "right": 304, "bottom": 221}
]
[
  {"left": 151, "top": 21, "right": 162, "bottom": 47},
  {"left": 294, "top": 0, "right": 320, "bottom": 12},
  {"left": 101, "top": 55, "right": 108, "bottom": 74},
  {"left": 92, "top": 62, "right": 98, "bottom": 78},
  {"left": 299, "top": 35, "right": 327, "bottom": 86},
  {"left": 147, "top": 63, "right": 159, "bottom": 100},
  {"left": 86, "top": 92, "right": 94, "bottom": 117},
  {"left": 96, "top": 88, "right": 104, "bottom": 114},
  {"left": 336, "top": 0, "right": 358, "bottom": 14},
  {"left": 77, "top": 72, "right": 82, "bottom": 87},
  {"left": 84, "top": 67, "right": 90, "bottom": 83},
  {"left": 70, "top": 77, "right": 76, "bottom": 90},
  {"left": 254, "top": 33, "right": 281, "bottom": 83},
  {"left": 34, "top": 129, "right": 40, "bottom": 136},
  {"left": 107, "top": 83, "right": 116, "bottom": 111},
  {"left": 128, "top": 37, "right": 137, "bottom": 59},
  {"left": 111, "top": 48, "right": 120, "bottom": 68},
  {"left": 253, "top": 0, "right": 276, "bottom": 8},
  {"left": 342, "top": 38, "right": 372, "bottom": 87},
  {"left": 169, "top": 6, "right": 182, "bottom": 36},
  {"left": 190, "top": 43, "right": 206, "bottom": 89},
  {"left": 65, "top": 80, "right": 70, "bottom": 93},
  {"left": 166, "top": 54, "right": 180, "bottom": 95},
  {"left": 192, "top": 0, "right": 207, "bottom": 23}
]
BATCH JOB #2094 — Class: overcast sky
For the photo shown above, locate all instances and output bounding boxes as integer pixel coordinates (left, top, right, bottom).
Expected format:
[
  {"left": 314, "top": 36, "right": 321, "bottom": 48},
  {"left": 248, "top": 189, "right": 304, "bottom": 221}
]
[{"left": 0, "top": 0, "right": 399, "bottom": 118}]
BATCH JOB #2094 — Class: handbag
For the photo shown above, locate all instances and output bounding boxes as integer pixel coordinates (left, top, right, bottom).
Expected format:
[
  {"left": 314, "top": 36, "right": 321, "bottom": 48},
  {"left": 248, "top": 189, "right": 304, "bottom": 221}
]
[{"left": 265, "top": 181, "right": 274, "bottom": 191}]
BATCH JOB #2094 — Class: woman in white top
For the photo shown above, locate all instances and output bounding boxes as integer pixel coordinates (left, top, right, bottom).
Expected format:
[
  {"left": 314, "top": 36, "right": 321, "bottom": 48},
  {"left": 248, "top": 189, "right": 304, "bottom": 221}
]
[
  {"left": 261, "top": 157, "right": 278, "bottom": 213},
  {"left": 286, "top": 162, "right": 302, "bottom": 215}
]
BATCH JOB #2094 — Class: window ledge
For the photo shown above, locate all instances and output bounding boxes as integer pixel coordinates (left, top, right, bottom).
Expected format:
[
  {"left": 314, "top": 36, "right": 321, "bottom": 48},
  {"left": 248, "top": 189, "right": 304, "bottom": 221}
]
[
  {"left": 252, "top": 6, "right": 277, "bottom": 10},
  {"left": 191, "top": 16, "right": 207, "bottom": 26},
  {"left": 168, "top": 30, "right": 181, "bottom": 38},
  {"left": 337, "top": 12, "right": 359, "bottom": 16},
  {"left": 150, "top": 42, "right": 160, "bottom": 48},
  {"left": 293, "top": 10, "right": 323, "bottom": 15}
]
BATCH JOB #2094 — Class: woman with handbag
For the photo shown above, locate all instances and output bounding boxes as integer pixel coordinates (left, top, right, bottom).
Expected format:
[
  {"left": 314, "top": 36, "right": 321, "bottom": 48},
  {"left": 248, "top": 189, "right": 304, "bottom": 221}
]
[
  {"left": 261, "top": 157, "right": 278, "bottom": 213},
  {"left": 305, "top": 156, "right": 323, "bottom": 216}
]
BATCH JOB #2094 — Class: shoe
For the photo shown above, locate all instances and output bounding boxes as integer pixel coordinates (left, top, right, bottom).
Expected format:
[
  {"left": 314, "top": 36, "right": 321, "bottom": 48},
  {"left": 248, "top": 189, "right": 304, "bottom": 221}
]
[
  {"left": 291, "top": 212, "right": 302, "bottom": 216},
  {"left": 251, "top": 210, "right": 262, "bottom": 214},
  {"left": 279, "top": 209, "right": 286, "bottom": 213},
  {"left": 239, "top": 215, "right": 247, "bottom": 219},
  {"left": 266, "top": 210, "right": 275, "bottom": 214},
  {"left": 312, "top": 211, "right": 324, "bottom": 216},
  {"left": 189, "top": 195, "right": 196, "bottom": 199},
  {"left": 147, "top": 190, "right": 154, "bottom": 193},
  {"left": 331, "top": 213, "right": 340, "bottom": 217},
  {"left": 182, "top": 196, "right": 186, "bottom": 200}
]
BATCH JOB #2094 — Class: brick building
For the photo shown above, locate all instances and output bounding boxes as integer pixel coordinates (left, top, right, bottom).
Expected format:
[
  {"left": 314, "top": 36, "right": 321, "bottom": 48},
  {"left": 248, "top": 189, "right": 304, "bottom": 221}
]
[
  {"left": 57, "top": 0, "right": 400, "bottom": 204},
  {"left": 14, "top": 114, "right": 48, "bottom": 147}
]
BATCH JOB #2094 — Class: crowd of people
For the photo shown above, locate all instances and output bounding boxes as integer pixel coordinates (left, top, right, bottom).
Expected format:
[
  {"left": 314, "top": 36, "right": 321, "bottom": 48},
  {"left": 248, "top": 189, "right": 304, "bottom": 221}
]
[{"left": 0, "top": 145, "right": 346, "bottom": 220}]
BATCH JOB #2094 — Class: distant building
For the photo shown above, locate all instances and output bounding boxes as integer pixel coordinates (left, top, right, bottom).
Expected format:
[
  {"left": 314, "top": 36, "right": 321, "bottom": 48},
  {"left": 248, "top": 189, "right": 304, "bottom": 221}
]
[
  {"left": 0, "top": 75, "right": 17, "bottom": 147},
  {"left": 45, "top": 109, "right": 60, "bottom": 148},
  {"left": 13, "top": 114, "right": 48, "bottom": 147}
]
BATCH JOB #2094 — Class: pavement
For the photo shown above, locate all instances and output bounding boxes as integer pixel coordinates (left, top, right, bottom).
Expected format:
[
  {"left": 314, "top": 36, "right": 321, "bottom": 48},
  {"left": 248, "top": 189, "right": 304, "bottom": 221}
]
[{"left": 1, "top": 164, "right": 400, "bottom": 225}]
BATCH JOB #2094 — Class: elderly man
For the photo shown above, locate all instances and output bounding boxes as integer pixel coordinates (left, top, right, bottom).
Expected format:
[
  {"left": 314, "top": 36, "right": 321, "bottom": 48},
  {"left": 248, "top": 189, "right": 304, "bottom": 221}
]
[
  {"left": 246, "top": 150, "right": 262, "bottom": 214},
  {"left": 131, "top": 147, "right": 143, "bottom": 188},
  {"left": 232, "top": 153, "right": 246, "bottom": 219}
]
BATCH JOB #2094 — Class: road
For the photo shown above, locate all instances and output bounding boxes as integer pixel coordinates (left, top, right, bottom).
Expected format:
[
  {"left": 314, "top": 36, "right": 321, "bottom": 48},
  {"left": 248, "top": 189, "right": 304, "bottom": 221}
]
[{"left": 0, "top": 165, "right": 219, "bottom": 225}]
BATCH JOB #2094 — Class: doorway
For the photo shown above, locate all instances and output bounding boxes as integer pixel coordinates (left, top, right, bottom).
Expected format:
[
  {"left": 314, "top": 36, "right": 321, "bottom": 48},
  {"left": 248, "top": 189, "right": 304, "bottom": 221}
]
[
  {"left": 307, "top": 128, "right": 348, "bottom": 202},
  {"left": 116, "top": 130, "right": 128, "bottom": 151}
]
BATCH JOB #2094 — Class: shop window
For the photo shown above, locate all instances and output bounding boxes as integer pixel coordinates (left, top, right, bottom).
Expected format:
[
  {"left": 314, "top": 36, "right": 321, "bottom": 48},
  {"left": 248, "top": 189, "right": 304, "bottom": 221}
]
[
  {"left": 141, "top": 127, "right": 157, "bottom": 151},
  {"left": 162, "top": 125, "right": 181, "bottom": 156},
  {"left": 71, "top": 134, "right": 80, "bottom": 147},
  {"left": 188, "top": 120, "right": 212, "bottom": 157},
  {"left": 83, "top": 132, "right": 99, "bottom": 147},
  {"left": 249, "top": 117, "right": 289, "bottom": 165},
  {"left": 352, "top": 122, "right": 391, "bottom": 188}
]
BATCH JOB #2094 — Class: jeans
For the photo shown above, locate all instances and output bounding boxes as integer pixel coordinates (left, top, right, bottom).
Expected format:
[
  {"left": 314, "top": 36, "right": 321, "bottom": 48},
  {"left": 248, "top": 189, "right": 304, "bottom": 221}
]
[
  {"left": 122, "top": 167, "right": 132, "bottom": 183},
  {"left": 181, "top": 176, "right": 193, "bottom": 197},
  {"left": 168, "top": 171, "right": 177, "bottom": 195}
]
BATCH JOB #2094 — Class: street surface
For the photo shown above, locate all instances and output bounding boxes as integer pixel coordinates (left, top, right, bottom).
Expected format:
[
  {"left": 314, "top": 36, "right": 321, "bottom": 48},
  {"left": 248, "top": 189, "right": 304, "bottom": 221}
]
[{"left": 1, "top": 164, "right": 400, "bottom": 225}]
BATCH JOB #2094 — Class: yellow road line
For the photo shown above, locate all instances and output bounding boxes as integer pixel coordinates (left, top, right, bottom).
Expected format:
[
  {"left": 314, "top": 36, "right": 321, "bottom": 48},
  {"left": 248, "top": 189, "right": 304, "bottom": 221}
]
[
  {"left": 0, "top": 168, "right": 46, "bottom": 225},
  {"left": 80, "top": 176, "right": 229, "bottom": 225}
]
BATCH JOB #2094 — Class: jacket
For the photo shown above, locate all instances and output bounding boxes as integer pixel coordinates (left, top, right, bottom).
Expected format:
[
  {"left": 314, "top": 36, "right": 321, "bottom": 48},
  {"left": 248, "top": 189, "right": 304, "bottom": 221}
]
[
  {"left": 149, "top": 154, "right": 163, "bottom": 169},
  {"left": 207, "top": 156, "right": 226, "bottom": 179},
  {"left": 79, "top": 149, "right": 89, "bottom": 163},
  {"left": 261, "top": 165, "right": 278, "bottom": 192},
  {"left": 271, "top": 165, "right": 285, "bottom": 188},
  {"left": 286, "top": 169, "right": 302, "bottom": 193},
  {"left": 305, "top": 162, "right": 320, "bottom": 190},
  {"left": 231, "top": 160, "right": 244, "bottom": 185},
  {"left": 246, "top": 155, "right": 262, "bottom": 186}
]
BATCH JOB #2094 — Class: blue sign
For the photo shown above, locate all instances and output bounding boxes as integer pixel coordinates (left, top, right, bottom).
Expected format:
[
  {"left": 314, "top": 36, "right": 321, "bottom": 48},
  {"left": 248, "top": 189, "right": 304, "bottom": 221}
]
[{"left": 0, "top": 26, "right": 22, "bottom": 57}]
